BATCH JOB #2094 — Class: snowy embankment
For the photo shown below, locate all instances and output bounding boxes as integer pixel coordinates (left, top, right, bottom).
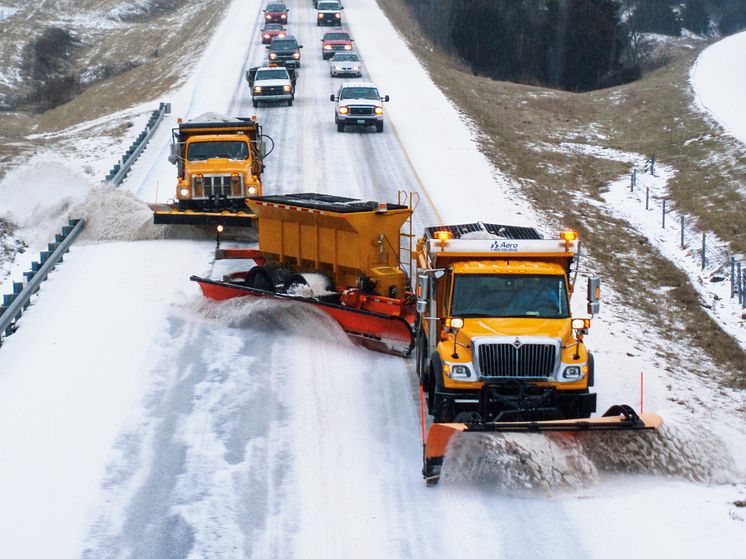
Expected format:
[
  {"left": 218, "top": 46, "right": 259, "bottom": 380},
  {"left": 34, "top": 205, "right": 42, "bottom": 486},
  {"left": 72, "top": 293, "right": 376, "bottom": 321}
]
[
  {"left": 0, "top": 0, "right": 745, "bottom": 558},
  {"left": 691, "top": 29, "right": 746, "bottom": 148}
]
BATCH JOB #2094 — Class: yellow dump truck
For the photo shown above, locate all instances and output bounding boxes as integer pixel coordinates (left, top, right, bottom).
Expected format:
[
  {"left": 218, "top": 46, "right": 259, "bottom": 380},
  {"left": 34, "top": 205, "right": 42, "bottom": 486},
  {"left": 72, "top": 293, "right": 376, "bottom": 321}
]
[
  {"left": 414, "top": 222, "right": 601, "bottom": 423},
  {"left": 153, "top": 113, "right": 272, "bottom": 227}
]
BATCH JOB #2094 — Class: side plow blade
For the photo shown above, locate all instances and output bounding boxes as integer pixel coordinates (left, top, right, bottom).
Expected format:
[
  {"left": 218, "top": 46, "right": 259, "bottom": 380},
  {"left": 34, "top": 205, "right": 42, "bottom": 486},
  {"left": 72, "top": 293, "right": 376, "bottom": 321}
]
[
  {"left": 422, "top": 405, "right": 663, "bottom": 485},
  {"left": 191, "top": 276, "right": 415, "bottom": 356}
]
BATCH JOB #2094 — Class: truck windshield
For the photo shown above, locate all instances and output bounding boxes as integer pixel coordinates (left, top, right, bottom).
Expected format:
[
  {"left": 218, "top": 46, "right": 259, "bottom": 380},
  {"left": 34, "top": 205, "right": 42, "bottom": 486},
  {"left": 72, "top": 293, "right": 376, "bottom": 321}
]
[
  {"left": 256, "top": 69, "right": 288, "bottom": 80},
  {"left": 271, "top": 39, "right": 297, "bottom": 50},
  {"left": 340, "top": 87, "right": 378, "bottom": 100},
  {"left": 187, "top": 141, "right": 249, "bottom": 161},
  {"left": 451, "top": 274, "right": 569, "bottom": 318}
]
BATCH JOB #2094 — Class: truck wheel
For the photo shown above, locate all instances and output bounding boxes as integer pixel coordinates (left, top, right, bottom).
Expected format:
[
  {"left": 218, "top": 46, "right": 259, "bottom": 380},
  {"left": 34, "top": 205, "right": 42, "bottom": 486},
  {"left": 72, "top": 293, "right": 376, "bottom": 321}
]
[
  {"left": 252, "top": 100, "right": 258, "bottom": 108},
  {"left": 587, "top": 352, "right": 595, "bottom": 387},
  {"left": 244, "top": 266, "right": 275, "bottom": 292},
  {"left": 337, "top": 122, "right": 344, "bottom": 133},
  {"left": 287, "top": 99, "right": 293, "bottom": 107},
  {"left": 375, "top": 122, "right": 384, "bottom": 133}
]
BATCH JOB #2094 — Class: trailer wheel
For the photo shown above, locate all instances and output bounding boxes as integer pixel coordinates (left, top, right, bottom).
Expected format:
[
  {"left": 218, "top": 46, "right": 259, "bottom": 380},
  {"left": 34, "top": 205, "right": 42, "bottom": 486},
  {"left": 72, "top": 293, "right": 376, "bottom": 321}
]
[{"left": 244, "top": 266, "right": 275, "bottom": 292}]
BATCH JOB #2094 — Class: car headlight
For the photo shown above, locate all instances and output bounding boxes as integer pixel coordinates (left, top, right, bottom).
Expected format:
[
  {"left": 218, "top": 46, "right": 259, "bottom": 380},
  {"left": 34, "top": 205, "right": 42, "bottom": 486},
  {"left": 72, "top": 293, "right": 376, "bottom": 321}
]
[
  {"left": 283, "top": 84, "right": 291, "bottom": 92},
  {"left": 263, "top": 33, "right": 270, "bottom": 39},
  {"left": 353, "top": 65, "right": 360, "bottom": 71},
  {"left": 293, "top": 52, "right": 300, "bottom": 59},
  {"left": 265, "top": 14, "right": 271, "bottom": 19},
  {"left": 279, "top": 33, "right": 286, "bottom": 38},
  {"left": 562, "top": 365, "right": 582, "bottom": 380},
  {"left": 335, "top": 12, "right": 341, "bottom": 18},
  {"left": 248, "top": 185, "right": 257, "bottom": 195},
  {"left": 254, "top": 86, "right": 262, "bottom": 92},
  {"left": 339, "top": 106, "right": 349, "bottom": 114},
  {"left": 324, "top": 44, "right": 332, "bottom": 50},
  {"left": 281, "top": 14, "right": 286, "bottom": 19},
  {"left": 334, "top": 66, "right": 342, "bottom": 70},
  {"left": 269, "top": 53, "right": 277, "bottom": 59},
  {"left": 179, "top": 187, "right": 189, "bottom": 197},
  {"left": 375, "top": 107, "right": 383, "bottom": 115},
  {"left": 318, "top": 13, "right": 323, "bottom": 18},
  {"left": 344, "top": 44, "right": 352, "bottom": 50}
]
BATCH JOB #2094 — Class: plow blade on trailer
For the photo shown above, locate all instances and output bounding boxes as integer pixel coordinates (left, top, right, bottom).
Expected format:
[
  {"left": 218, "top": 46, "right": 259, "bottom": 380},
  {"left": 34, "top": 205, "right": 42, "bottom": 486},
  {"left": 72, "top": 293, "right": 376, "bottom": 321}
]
[
  {"left": 191, "top": 276, "right": 415, "bottom": 357},
  {"left": 422, "top": 404, "right": 663, "bottom": 485}
]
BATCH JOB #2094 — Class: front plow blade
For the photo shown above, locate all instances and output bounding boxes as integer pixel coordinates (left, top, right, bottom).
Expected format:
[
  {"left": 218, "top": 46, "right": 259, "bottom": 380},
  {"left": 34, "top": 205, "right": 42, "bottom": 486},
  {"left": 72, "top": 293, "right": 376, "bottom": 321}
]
[
  {"left": 423, "top": 405, "right": 663, "bottom": 485},
  {"left": 192, "top": 276, "right": 415, "bottom": 356}
]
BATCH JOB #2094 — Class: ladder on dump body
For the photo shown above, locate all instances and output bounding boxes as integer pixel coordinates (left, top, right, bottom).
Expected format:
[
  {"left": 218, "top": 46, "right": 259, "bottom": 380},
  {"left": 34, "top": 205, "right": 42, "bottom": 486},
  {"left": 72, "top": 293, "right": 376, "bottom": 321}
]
[{"left": 398, "top": 190, "right": 420, "bottom": 288}]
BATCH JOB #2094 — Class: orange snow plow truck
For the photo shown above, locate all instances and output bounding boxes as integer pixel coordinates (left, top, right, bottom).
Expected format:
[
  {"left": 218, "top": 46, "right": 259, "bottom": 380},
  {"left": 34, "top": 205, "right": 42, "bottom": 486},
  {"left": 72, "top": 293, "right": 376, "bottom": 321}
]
[
  {"left": 188, "top": 193, "right": 662, "bottom": 483},
  {"left": 414, "top": 224, "right": 662, "bottom": 484},
  {"left": 153, "top": 113, "right": 271, "bottom": 227}
]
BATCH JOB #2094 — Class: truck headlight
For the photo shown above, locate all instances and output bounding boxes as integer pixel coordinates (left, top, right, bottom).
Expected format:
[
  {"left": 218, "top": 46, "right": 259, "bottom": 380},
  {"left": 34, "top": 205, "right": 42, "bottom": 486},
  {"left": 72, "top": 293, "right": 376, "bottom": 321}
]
[
  {"left": 344, "top": 44, "right": 352, "bottom": 50},
  {"left": 248, "top": 185, "right": 257, "bottom": 195},
  {"left": 562, "top": 366, "right": 582, "bottom": 380},
  {"left": 324, "top": 44, "right": 332, "bottom": 50},
  {"left": 339, "top": 106, "right": 349, "bottom": 114},
  {"left": 444, "top": 362, "right": 473, "bottom": 380},
  {"left": 334, "top": 66, "right": 342, "bottom": 71},
  {"left": 269, "top": 53, "right": 277, "bottom": 59},
  {"left": 254, "top": 86, "right": 262, "bottom": 92},
  {"left": 335, "top": 12, "right": 341, "bottom": 18},
  {"left": 318, "top": 13, "right": 323, "bottom": 18},
  {"left": 293, "top": 52, "right": 300, "bottom": 59},
  {"left": 283, "top": 84, "right": 291, "bottom": 92},
  {"left": 375, "top": 107, "right": 383, "bottom": 115},
  {"left": 179, "top": 187, "right": 189, "bottom": 197}
]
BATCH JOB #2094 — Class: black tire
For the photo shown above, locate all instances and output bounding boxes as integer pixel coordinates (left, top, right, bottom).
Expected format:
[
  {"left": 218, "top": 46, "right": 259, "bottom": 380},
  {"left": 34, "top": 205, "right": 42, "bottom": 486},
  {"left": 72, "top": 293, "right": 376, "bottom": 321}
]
[
  {"left": 244, "top": 266, "right": 275, "bottom": 292},
  {"left": 337, "top": 122, "right": 344, "bottom": 132},
  {"left": 283, "top": 273, "right": 308, "bottom": 292},
  {"left": 252, "top": 100, "right": 258, "bottom": 108},
  {"left": 375, "top": 122, "right": 384, "bottom": 133},
  {"left": 287, "top": 99, "right": 293, "bottom": 107}
]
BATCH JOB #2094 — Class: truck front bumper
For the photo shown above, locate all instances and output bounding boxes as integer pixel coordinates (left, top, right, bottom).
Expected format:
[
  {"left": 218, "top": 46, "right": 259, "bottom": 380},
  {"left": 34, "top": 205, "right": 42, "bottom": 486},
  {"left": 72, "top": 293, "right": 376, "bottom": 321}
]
[{"left": 253, "top": 93, "right": 292, "bottom": 103}]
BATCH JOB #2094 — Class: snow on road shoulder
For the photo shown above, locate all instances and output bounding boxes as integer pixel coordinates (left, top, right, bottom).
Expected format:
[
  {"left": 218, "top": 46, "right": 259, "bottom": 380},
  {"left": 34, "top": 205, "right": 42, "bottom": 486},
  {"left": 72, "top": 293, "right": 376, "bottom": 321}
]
[
  {"left": 0, "top": 240, "right": 213, "bottom": 559},
  {"left": 690, "top": 30, "right": 746, "bottom": 149}
]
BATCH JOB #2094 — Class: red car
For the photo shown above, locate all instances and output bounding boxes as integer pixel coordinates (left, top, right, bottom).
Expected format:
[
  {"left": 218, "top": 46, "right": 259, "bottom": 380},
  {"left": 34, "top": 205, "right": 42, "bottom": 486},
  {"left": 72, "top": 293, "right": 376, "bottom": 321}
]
[
  {"left": 263, "top": 2, "right": 289, "bottom": 23},
  {"left": 261, "top": 23, "right": 287, "bottom": 44},
  {"left": 321, "top": 31, "right": 353, "bottom": 60}
]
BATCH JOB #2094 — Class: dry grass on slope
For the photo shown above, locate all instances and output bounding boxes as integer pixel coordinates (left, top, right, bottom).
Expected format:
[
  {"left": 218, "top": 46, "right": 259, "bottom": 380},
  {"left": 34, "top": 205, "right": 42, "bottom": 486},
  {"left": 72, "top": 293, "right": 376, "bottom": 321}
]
[
  {"left": 0, "top": 0, "right": 230, "bottom": 179},
  {"left": 376, "top": 0, "right": 746, "bottom": 388}
]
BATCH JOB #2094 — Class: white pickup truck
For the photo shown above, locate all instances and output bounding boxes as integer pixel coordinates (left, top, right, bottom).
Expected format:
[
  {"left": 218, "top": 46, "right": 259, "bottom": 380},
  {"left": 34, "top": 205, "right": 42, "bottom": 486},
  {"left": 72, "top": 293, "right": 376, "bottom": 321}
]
[
  {"left": 330, "top": 81, "right": 389, "bottom": 133},
  {"left": 246, "top": 66, "right": 296, "bottom": 107}
]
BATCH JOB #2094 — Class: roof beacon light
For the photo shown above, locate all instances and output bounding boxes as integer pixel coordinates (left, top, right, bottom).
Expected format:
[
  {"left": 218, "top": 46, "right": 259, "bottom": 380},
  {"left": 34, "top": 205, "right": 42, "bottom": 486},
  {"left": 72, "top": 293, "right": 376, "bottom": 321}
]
[
  {"left": 434, "top": 230, "right": 452, "bottom": 251},
  {"left": 561, "top": 230, "right": 578, "bottom": 242}
]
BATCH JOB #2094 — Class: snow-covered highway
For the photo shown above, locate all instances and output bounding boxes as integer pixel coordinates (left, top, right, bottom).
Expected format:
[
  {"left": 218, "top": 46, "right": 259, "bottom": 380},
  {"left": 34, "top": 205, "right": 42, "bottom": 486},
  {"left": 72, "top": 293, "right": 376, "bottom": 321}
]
[{"left": 1, "top": 1, "right": 745, "bottom": 558}]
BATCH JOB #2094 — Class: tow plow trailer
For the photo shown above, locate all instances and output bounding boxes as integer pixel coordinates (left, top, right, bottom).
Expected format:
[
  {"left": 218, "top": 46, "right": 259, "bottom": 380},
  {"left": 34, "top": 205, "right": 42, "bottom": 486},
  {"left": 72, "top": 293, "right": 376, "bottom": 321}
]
[
  {"left": 191, "top": 193, "right": 418, "bottom": 356},
  {"left": 421, "top": 402, "right": 663, "bottom": 485}
]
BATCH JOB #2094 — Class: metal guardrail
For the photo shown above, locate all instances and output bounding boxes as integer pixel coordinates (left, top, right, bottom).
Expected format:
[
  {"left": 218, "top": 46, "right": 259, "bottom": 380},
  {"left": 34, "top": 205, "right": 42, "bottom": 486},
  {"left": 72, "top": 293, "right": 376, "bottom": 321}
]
[
  {"left": 0, "top": 218, "right": 86, "bottom": 342},
  {"left": 105, "top": 101, "right": 171, "bottom": 186}
]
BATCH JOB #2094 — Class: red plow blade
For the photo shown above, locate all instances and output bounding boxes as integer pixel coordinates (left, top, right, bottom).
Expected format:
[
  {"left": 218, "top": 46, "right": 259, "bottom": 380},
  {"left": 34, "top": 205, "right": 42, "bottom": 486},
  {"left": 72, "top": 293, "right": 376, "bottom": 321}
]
[{"left": 191, "top": 276, "right": 415, "bottom": 356}]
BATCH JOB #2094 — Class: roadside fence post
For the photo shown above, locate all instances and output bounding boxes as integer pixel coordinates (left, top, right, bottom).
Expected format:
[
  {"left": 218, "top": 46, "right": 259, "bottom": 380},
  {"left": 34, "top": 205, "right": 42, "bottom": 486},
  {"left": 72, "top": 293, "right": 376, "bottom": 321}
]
[
  {"left": 650, "top": 154, "right": 656, "bottom": 176},
  {"left": 731, "top": 257, "right": 736, "bottom": 298},
  {"left": 645, "top": 187, "right": 649, "bottom": 210},
  {"left": 701, "top": 233, "right": 706, "bottom": 270},
  {"left": 680, "top": 216, "right": 685, "bottom": 249},
  {"left": 631, "top": 169, "right": 636, "bottom": 192},
  {"left": 662, "top": 200, "right": 667, "bottom": 228}
]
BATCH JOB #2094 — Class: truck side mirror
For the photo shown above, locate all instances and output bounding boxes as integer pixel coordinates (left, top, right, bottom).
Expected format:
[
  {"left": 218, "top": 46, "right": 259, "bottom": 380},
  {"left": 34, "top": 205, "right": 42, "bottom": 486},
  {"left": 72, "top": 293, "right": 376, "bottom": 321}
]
[
  {"left": 587, "top": 277, "right": 601, "bottom": 316},
  {"left": 330, "top": 94, "right": 336, "bottom": 101},
  {"left": 167, "top": 143, "right": 179, "bottom": 165},
  {"left": 383, "top": 95, "right": 390, "bottom": 102}
]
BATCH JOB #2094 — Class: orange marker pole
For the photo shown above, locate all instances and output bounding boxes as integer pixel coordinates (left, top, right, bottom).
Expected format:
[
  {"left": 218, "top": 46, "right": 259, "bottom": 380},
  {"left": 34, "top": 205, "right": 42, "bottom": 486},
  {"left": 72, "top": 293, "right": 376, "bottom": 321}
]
[{"left": 640, "top": 371, "right": 644, "bottom": 414}]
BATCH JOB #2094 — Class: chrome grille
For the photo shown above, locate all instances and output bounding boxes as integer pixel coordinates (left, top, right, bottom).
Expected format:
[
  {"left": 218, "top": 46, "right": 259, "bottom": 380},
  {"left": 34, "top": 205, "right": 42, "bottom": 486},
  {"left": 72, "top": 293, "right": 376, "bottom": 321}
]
[
  {"left": 349, "top": 106, "right": 374, "bottom": 116},
  {"left": 476, "top": 342, "right": 557, "bottom": 378},
  {"left": 194, "top": 175, "right": 241, "bottom": 199},
  {"left": 257, "top": 86, "right": 285, "bottom": 95}
]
